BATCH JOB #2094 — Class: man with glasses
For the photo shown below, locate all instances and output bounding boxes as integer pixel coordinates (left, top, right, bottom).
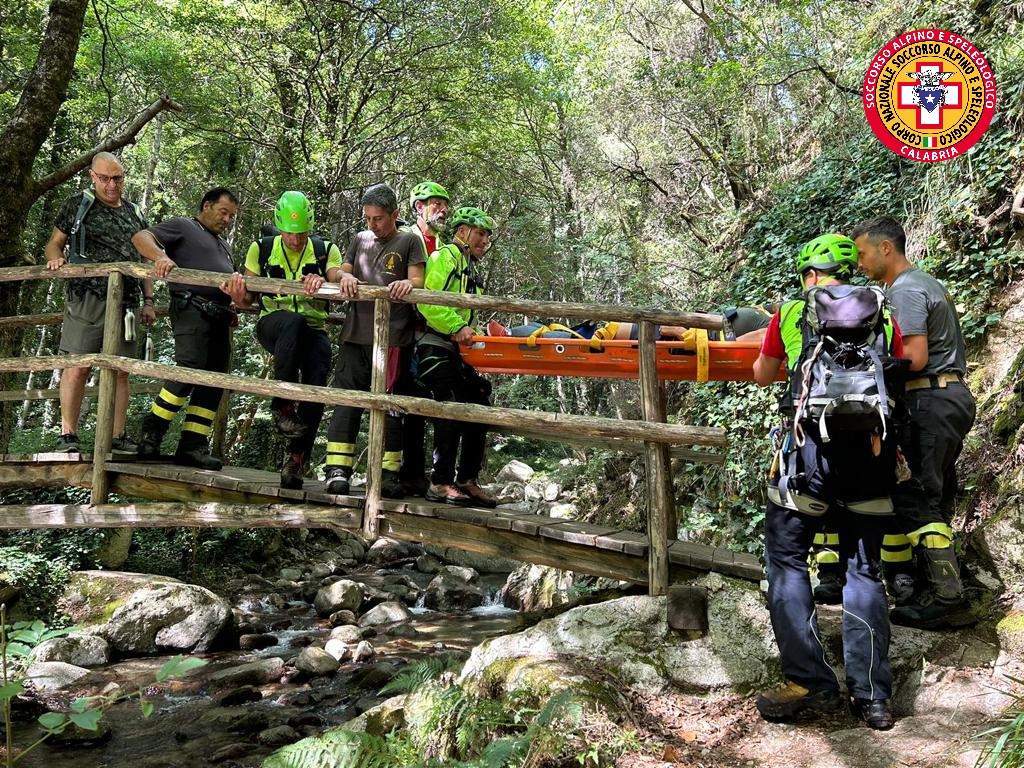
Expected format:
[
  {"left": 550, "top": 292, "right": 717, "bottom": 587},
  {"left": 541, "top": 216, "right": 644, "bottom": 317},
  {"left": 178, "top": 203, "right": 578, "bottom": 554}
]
[{"left": 45, "top": 152, "right": 155, "bottom": 453}]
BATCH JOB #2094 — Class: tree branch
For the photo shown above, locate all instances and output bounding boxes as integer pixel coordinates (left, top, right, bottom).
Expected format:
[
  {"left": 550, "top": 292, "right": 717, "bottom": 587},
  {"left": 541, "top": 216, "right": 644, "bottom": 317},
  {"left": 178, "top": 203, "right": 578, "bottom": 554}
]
[{"left": 33, "top": 95, "right": 184, "bottom": 195}]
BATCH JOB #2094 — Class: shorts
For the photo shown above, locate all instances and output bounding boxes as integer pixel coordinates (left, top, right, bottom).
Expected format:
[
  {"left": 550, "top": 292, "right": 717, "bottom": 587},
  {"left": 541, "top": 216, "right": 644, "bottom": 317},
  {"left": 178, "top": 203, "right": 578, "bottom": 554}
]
[{"left": 59, "top": 292, "right": 139, "bottom": 358}]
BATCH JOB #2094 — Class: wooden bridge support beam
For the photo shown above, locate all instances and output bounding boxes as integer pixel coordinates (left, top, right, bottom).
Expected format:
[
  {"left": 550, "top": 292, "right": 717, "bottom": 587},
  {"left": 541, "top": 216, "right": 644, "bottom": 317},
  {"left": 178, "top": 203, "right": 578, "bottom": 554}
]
[
  {"left": 639, "top": 321, "right": 674, "bottom": 596},
  {"left": 364, "top": 298, "right": 391, "bottom": 539},
  {"left": 91, "top": 272, "right": 123, "bottom": 504}
]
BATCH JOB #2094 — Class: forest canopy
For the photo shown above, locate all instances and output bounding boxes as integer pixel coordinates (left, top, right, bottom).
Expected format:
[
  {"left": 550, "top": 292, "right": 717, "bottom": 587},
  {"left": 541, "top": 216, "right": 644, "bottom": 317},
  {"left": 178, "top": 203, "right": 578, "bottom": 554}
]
[{"left": 0, "top": 0, "right": 1022, "bottom": 551}]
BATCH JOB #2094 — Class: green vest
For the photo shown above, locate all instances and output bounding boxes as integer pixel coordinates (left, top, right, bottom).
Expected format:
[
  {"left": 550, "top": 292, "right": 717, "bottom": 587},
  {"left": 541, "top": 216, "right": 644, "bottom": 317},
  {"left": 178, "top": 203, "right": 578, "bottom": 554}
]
[{"left": 257, "top": 236, "right": 329, "bottom": 328}]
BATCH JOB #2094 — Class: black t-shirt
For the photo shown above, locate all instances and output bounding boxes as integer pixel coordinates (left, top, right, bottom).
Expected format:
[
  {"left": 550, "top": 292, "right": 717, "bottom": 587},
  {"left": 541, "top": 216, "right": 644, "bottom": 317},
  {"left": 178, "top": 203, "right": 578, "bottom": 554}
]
[{"left": 147, "top": 216, "right": 235, "bottom": 301}]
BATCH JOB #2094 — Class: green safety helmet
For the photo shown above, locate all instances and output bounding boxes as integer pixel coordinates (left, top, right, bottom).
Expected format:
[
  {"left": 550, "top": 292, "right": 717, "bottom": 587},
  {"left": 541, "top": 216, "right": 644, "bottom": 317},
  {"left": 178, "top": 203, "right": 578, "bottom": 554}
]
[
  {"left": 450, "top": 206, "right": 495, "bottom": 233},
  {"left": 796, "top": 233, "right": 858, "bottom": 279},
  {"left": 274, "top": 191, "right": 314, "bottom": 234},
  {"left": 409, "top": 181, "right": 450, "bottom": 210}
]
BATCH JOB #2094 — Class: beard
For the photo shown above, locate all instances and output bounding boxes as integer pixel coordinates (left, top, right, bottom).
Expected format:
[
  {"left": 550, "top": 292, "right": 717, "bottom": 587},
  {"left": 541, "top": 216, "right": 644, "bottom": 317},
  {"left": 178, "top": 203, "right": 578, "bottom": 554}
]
[{"left": 427, "top": 211, "right": 447, "bottom": 231}]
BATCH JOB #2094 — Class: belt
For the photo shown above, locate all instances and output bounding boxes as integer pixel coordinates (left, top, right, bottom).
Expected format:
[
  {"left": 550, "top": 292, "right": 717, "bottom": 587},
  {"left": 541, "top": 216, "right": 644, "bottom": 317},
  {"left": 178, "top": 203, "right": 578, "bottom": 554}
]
[{"left": 905, "top": 372, "right": 964, "bottom": 391}]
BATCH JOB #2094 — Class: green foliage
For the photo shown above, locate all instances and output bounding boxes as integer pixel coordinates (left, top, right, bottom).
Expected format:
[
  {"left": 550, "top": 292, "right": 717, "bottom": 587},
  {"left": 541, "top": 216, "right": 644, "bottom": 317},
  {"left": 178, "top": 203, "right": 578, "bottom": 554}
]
[
  {"left": 263, "top": 679, "right": 594, "bottom": 768},
  {"left": 975, "top": 676, "right": 1024, "bottom": 768},
  {"left": 379, "top": 654, "right": 463, "bottom": 697},
  {"left": 0, "top": 607, "right": 207, "bottom": 766}
]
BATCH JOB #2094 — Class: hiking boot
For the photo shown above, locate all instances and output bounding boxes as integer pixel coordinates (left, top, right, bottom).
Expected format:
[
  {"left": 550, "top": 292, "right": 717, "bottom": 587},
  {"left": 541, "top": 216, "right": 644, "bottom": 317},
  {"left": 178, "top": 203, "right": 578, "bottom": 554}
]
[
  {"left": 755, "top": 681, "right": 843, "bottom": 722},
  {"left": 888, "top": 572, "right": 916, "bottom": 607},
  {"left": 455, "top": 480, "right": 497, "bottom": 508},
  {"left": 281, "top": 453, "right": 306, "bottom": 490},
  {"left": 400, "top": 473, "right": 430, "bottom": 497},
  {"left": 850, "top": 698, "right": 894, "bottom": 730},
  {"left": 889, "top": 590, "right": 976, "bottom": 630},
  {"left": 55, "top": 432, "right": 81, "bottom": 453},
  {"left": 425, "top": 483, "right": 473, "bottom": 507},
  {"left": 136, "top": 432, "right": 163, "bottom": 459},
  {"left": 272, "top": 405, "right": 309, "bottom": 439},
  {"left": 111, "top": 432, "right": 138, "bottom": 452},
  {"left": 174, "top": 445, "right": 223, "bottom": 471},
  {"left": 813, "top": 568, "right": 844, "bottom": 605},
  {"left": 324, "top": 468, "right": 351, "bottom": 495},
  {"left": 380, "top": 470, "right": 405, "bottom": 499}
]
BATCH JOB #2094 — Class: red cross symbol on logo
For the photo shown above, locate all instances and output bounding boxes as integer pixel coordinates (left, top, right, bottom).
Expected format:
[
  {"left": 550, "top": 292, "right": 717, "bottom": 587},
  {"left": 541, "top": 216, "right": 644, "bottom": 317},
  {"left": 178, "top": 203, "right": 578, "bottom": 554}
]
[{"left": 898, "top": 62, "right": 961, "bottom": 130}]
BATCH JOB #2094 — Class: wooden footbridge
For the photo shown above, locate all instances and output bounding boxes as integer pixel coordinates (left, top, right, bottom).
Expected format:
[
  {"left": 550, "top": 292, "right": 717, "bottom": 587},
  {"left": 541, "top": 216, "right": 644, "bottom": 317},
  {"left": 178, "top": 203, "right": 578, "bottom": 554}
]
[{"left": 0, "top": 264, "right": 764, "bottom": 591}]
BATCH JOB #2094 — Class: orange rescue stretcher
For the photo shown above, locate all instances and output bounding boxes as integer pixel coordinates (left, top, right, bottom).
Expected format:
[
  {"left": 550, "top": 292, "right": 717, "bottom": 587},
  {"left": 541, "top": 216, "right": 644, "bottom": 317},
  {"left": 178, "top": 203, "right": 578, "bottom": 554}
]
[{"left": 460, "top": 335, "right": 770, "bottom": 382}]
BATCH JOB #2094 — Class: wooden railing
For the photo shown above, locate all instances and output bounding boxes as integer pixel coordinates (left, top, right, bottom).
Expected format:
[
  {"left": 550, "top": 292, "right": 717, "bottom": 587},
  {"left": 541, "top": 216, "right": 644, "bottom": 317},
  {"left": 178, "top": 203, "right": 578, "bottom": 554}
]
[{"left": 0, "top": 263, "right": 731, "bottom": 595}]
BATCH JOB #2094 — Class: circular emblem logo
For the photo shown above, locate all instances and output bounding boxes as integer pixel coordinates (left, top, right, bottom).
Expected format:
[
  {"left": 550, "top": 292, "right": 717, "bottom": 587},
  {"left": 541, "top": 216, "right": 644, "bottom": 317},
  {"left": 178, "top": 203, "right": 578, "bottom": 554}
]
[{"left": 863, "top": 29, "right": 997, "bottom": 162}]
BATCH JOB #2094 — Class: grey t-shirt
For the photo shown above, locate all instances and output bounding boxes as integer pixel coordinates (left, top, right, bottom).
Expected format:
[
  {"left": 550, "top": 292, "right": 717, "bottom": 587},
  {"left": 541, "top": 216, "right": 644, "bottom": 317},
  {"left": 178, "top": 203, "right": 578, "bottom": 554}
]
[
  {"left": 340, "top": 229, "right": 426, "bottom": 346},
  {"left": 887, "top": 267, "right": 967, "bottom": 376}
]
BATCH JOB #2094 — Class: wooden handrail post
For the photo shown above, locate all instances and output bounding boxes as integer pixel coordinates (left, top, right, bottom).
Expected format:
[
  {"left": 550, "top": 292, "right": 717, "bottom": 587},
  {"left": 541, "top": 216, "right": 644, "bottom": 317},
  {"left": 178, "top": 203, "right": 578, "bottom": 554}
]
[
  {"left": 364, "top": 298, "right": 391, "bottom": 539},
  {"left": 91, "top": 272, "right": 124, "bottom": 504},
  {"left": 639, "top": 321, "right": 671, "bottom": 595}
]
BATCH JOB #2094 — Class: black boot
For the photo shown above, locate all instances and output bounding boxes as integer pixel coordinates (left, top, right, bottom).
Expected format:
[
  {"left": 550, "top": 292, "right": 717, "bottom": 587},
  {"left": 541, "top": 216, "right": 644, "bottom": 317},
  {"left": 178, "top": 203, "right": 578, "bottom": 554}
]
[
  {"left": 137, "top": 414, "right": 170, "bottom": 459},
  {"left": 174, "top": 433, "right": 223, "bottom": 471},
  {"left": 890, "top": 546, "right": 974, "bottom": 630},
  {"left": 813, "top": 561, "right": 844, "bottom": 605}
]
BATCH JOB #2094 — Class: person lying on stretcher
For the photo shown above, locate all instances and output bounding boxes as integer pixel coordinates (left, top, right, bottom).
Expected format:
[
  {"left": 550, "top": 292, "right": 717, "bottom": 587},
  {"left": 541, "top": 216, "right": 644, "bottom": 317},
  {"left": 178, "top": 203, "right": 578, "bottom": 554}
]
[{"left": 486, "top": 305, "right": 776, "bottom": 349}]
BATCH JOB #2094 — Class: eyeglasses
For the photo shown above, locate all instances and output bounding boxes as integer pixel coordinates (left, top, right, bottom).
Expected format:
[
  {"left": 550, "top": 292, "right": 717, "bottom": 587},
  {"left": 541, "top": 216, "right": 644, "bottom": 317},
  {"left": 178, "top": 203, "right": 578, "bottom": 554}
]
[{"left": 92, "top": 172, "right": 125, "bottom": 185}]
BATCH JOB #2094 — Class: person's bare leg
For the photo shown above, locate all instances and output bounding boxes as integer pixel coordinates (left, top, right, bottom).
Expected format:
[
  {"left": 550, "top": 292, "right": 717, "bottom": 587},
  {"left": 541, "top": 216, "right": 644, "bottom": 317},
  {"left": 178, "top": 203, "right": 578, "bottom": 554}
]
[
  {"left": 59, "top": 366, "right": 91, "bottom": 434},
  {"left": 113, "top": 371, "right": 130, "bottom": 436}
]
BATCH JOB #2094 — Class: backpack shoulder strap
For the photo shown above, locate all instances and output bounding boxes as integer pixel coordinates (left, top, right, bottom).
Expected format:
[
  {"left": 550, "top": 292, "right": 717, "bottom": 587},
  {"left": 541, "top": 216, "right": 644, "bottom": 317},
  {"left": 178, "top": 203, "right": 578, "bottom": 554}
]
[
  {"left": 309, "top": 235, "right": 330, "bottom": 276},
  {"left": 68, "top": 190, "right": 95, "bottom": 261},
  {"left": 257, "top": 236, "right": 277, "bottom": 276}
]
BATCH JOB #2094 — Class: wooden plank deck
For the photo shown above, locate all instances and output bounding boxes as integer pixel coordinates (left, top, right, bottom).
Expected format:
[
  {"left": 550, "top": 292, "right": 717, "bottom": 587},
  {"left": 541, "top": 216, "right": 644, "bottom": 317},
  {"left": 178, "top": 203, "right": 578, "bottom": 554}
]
[{"left": 0, "top": 453, "right": 763, "bottom": 583}]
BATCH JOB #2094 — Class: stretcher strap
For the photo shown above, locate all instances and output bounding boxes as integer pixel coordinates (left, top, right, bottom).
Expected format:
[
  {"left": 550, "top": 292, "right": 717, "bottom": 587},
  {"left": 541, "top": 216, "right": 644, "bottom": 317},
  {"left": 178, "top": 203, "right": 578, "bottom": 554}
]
[
  {"left": 695, "top": 328, "right": 710, "bottom": 382},
  {"left": 589, "top": 321, "right": 621, "bottom": 351},
  {"left": 526, "top": 323, "right": 586, "bottom": 347}
]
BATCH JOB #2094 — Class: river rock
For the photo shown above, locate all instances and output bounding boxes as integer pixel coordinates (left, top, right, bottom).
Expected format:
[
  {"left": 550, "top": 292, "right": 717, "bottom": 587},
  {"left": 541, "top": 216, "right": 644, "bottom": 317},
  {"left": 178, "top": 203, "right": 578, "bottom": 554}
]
[
  {"left": 258, "top": 725, "right": 300, "bottom": 746},
  {"left": 313, "top": 579, "right": 365, "bottom": 616},
  {"left": 352, "top": 640, "right": 374, "bottom": 662},
  {"left": 212, "top": 685, "right": 263, "bottom": 706},
  {"left": 60, "top": 572, "right": 232, "bottom": 654},
  {"left": 496, "top": 459, "right": 534, "bottom": 483},
  {"left": 279, "top": 568, "right": 303, "bottom": 581},
  {"left": 424, "top": 572, "right": 486, "bottom": 611},
  {"left": 238, "top": 633, "right": 278, "bottom": 651},
  {"left": 328, "top": 609, "right": 358, "bottom": 627},
  {"left": 330, "top": 625, "right": 363, "bottom": 644},
  {"left": 206, "top": 657, "right": 286, "bottom": 689},
  {"left": 25, "top": 661, "right": 90, "bottom": 691},
  {"left": 415, "top": 552, "right": 443, "bottom": 574},
  {"left": 547, "top": 502, "right": 577, "bottom": 519},
  {"left": 366, "top": 538, "right": 423, "bottom": 564},
  {"left": 295, "top": 646, "right": 340, "bottom": 676},
  {"left": 542, "top": 482, "right": 562, "bottom": 501},
  {"left": 460, "top": 579, "right": 776, "bottom": 694},
  {"left": 359, "top": 600, "right": 413, "bottom": 627},
  {"left": 32, "top": 634, "right": 110, "bottom": 667},
  {"left": 324, "top": 638, "right": 351, "bottom": 661},
  {"left": 440, "top": 565, "right": 478, "bottom": 583},
  {"left": 500, "top": 563, "right": 575, "bottom": 612},
  {"left": 424, "top": 546, "right": 520, "bottom": 573}
]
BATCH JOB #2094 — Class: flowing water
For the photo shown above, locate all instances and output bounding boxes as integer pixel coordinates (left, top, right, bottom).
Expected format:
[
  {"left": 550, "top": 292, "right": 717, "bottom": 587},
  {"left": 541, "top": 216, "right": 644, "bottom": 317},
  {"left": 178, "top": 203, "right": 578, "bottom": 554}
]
[{"left": 8, "top": 569, "right": 520, "bottom": 768}]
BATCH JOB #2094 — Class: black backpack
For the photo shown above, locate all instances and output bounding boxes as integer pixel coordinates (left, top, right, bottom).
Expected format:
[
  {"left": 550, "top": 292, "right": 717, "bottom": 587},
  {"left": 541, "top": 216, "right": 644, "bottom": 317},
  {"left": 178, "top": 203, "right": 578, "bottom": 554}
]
[{"left": 788, "top": 284, "right": 894, "bottom": 443}]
